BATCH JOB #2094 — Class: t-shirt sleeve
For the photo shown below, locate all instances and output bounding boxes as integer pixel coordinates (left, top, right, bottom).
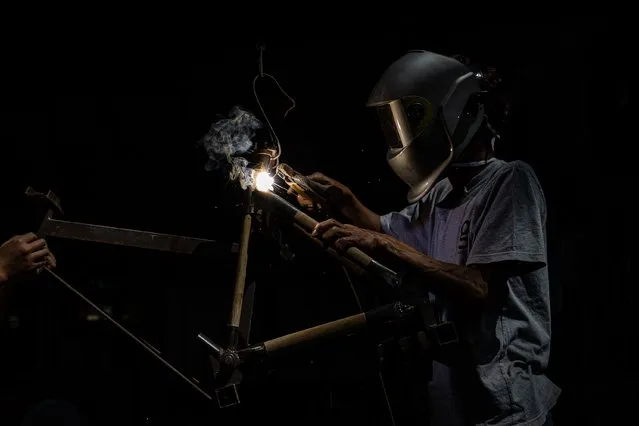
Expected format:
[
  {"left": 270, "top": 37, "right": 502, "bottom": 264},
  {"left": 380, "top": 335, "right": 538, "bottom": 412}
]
[
  {"left": 380, "top": 203, "right": 424, "bottom": 249},
  {"left": 467, "top": 162, "right": 547, "bottom": 271}
]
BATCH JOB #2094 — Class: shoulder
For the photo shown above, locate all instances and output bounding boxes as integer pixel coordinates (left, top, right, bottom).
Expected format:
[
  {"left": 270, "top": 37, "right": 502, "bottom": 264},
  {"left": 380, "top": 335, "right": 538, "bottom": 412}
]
[
  {"left": 489, "top": 160, "right": 546, "bottom": 212},
  {"left": 421, "top": 178, "right": 452, "bottom": 204},
  {"left": 492, "top": 160, "right": 543, "bottom": 191},
  {"left": 494, "top": 159, "right": 538, "bottom": 177}
]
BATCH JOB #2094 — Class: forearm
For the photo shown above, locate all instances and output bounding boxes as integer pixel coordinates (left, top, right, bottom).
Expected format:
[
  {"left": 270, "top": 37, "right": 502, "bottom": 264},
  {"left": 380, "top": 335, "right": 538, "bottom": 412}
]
[
  {"left": 342, "top": 196, "right": 381, "bottom": 232},
  {"left": 379, "top": 236, "right": 488, "bottom": 302}
]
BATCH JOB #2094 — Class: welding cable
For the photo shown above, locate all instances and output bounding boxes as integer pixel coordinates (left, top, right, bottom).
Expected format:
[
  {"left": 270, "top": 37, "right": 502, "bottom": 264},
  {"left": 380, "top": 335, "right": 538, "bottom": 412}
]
[
  {"left": 341, "top": 266, "right": 396, "bottom": 426},
  {"left": 252, "top": 44, "right": 296, "bottom": 163}
]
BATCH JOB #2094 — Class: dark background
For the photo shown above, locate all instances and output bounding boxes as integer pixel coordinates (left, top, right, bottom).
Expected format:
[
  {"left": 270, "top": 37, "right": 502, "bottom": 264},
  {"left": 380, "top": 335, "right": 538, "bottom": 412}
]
[{"left": 0, "top": 20, "right": 635, "bottom": 425}]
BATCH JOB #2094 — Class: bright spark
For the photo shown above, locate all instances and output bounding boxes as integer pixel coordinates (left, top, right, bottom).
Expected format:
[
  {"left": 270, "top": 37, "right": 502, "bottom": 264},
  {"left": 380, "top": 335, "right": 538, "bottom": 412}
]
[{"left": 255, "top": 171, "right": 274, "bottom": 192}]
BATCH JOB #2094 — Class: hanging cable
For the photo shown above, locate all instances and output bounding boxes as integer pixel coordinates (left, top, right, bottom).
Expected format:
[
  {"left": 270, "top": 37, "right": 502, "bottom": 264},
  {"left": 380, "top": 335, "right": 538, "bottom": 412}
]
[
  {"left": 252, "top": 44, "right": 296, "bottom": 164},
  {"left": 341, "top": 266, "right": 396, "bottom": 426}
]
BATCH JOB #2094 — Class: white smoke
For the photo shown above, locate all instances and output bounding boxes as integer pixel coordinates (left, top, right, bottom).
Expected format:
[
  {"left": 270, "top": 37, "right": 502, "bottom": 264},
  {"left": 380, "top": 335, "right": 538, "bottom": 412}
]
[
  {"left": 200, "top": 106, "right": 262, "bottom": 189},
  {"left": 229, "top": 157, "right": 255, "bottom": 190}
]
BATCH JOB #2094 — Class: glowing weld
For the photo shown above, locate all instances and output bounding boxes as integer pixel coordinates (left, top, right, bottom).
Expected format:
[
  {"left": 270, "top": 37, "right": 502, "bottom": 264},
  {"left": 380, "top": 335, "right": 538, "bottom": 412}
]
[{"left": 255, "top": 171, "right": 274, "bottom": 192}]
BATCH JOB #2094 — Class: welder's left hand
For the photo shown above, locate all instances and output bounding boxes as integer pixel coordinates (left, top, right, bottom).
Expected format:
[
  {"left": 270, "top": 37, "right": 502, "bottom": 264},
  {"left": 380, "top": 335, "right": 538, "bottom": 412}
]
[{"left": 312, "top": 219, "right": 385, "bottom": 252}]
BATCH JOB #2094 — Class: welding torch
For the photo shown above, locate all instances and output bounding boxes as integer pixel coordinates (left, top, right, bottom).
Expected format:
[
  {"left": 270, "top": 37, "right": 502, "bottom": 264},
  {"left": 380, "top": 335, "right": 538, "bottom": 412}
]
[
  {"left": 253, "top": 189, "right": 400, "bottom": 288},
  {"left": 276, "top": 163, "right": 329, "bottom": 209}
]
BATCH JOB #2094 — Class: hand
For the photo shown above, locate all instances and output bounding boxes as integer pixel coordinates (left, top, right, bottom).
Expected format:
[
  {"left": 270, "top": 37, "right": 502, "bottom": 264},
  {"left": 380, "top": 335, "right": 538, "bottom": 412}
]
[
  {"left": 296, "top": 173, "right": 355, "bottom": 212},
  {"left": 0, "top": 233, "right": 57, "bottom": 283},
  {"left": 312, "top": 219, "right": 383, "bottom": 252}
]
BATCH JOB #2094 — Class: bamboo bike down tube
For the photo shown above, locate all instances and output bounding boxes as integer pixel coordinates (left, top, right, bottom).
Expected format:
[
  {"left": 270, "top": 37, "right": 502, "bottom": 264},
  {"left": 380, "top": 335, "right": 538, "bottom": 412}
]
[
  {"left": 229, "top": 188, "right": 253, "bottom": 332},
  {"left": 236, "top": 302, "right": 411, "bottom": 357},
  {"left": 263, "top": 312, "right": 367, "bottom": 352}
]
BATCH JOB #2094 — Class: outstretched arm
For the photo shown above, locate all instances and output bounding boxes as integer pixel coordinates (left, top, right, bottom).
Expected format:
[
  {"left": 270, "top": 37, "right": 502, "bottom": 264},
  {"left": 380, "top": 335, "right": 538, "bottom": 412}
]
[
  {"left": 313, "top": 220, "right": 488, "bottom": 302},
  {"left": 298, "top": 172, "right": 382, "bottom": 232}
]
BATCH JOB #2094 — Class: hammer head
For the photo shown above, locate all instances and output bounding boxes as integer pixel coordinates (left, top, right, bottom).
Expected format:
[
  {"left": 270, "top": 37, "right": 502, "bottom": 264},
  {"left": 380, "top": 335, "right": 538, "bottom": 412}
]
[{"left": 24, "top": 186, "right": 63, "bottom": 215}]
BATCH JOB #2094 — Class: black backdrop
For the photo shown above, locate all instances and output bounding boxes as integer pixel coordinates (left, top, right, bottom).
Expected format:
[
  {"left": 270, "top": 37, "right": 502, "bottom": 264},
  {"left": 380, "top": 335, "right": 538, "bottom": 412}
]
[{"left": 1, "top": 20, "right": 634, "bottom": 425}]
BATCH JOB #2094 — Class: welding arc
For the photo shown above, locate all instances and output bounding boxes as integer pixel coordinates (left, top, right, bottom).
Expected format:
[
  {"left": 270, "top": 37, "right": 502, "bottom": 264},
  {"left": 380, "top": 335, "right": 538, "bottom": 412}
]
[{"left": 43, "top": 268, "right": 213, "bottom": 401}]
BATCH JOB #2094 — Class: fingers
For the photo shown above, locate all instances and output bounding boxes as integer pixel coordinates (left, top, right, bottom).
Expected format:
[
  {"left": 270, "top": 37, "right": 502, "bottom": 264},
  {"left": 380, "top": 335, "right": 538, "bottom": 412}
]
[
  {"left": 24, "top": 238, "right": 46, "bottom": 252},
  {"left": 307, "top": 172, "right": 332, "bottom": 185},
  {"left": 307, "top": 173, "right": 337, "bottom": 193},
  {"left": 311, "top": 220, "right": 369, "bottom": 252},
  {"left": 46, "top": 253, "right": 57, "bottom": 268},
  {"left": 28, "top": 247, "right": 50, "bottom": 261},
  {"left": 334, "top": 236, "right": 358, "bottom": 252},
  {"left": 297, "top": 194, "right": 314, "bottom": 206},
  {"left": 305, "top": 179, "right": 330, "bottom": 195},
  {"left": 312, "top": 219, "right": 343, "bottom": 237},
  {"left": 295, "top": 195, "right": 315, "bottom": 212},
  {"left": 15, "top": 233, "right": 39, "bottom": 244},
  {"left": 28, "top": 260, "right": 47, "bottom": 271},
  {"left": 307, "top": 173, "right": 351, "bottom": 204},
  {"left": 27, "top": 247, "right": 52, "bottom": 266},
  {"left": 321, "top": 225, "right": 350, "bottom": 240}
]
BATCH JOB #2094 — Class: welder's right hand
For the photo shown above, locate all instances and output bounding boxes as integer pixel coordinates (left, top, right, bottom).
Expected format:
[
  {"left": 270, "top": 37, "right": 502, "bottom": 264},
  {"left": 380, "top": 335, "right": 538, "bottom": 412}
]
[
  {"left": 298, "top": 173, "right": 382, "bottom": 232},
  {"left": 299, "top": 173, "right": 355, "bottom": 213}
]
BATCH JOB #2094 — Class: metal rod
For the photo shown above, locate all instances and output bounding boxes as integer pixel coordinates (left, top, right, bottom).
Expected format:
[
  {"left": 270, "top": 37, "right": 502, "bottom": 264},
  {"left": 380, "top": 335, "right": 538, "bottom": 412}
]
[
  {"left": 43, "top": 268, "right": 213, "bottom": 401},
  {"left": 38, "top": 216, "right": 238, "bottom": 255},
  {"left": 228, "top": 188, "right": 253, "bottom": 346},
  {"left": 197, "top": 333, "right": 224, "bottom": 357}
]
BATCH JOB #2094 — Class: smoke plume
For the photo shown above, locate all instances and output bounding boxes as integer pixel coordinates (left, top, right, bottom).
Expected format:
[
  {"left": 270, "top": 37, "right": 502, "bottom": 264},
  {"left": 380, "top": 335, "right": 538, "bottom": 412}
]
[
  {"left": 201, "top": 106, "right": 263, "bottom": 189},
  {"left": 229, "top": 157, "right": 255, "bottom": 190}
]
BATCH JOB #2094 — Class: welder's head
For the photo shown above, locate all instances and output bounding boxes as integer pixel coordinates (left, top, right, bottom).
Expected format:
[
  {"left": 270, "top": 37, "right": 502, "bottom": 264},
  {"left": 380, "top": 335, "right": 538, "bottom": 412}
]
[{"left": 367, "top": 50, "right": 500, "bottom": 202}]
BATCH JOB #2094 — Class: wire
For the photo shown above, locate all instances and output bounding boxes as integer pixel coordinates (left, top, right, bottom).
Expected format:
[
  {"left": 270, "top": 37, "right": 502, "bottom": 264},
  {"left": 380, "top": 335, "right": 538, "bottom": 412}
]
[
  {"left": 43, "top": 267, "right": 213, "bottom": 401},
  {"left": 342, "top": 266, "right": 363, "bottom": 312},
  {"left": 341, "top": 266, "right": 396, "bottom": 426},
  {"left": 252, "top": 44, "right": 296, "bottom": 163}
]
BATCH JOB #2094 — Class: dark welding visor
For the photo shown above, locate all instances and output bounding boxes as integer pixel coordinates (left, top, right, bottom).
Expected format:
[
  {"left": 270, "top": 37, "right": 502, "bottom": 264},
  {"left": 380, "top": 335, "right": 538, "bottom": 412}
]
[
  {"left": 373, "top": 96, "right": 454, "bottom": 202},
  {"left": 373, "top": 96, "right": 435, "bottom": 150}
]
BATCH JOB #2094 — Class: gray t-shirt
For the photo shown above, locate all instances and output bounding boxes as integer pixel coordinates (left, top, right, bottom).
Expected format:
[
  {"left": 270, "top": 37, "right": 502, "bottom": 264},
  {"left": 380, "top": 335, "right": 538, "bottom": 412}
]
[{"left": 380, "top": 159, "right": 561, "bottom": 426}]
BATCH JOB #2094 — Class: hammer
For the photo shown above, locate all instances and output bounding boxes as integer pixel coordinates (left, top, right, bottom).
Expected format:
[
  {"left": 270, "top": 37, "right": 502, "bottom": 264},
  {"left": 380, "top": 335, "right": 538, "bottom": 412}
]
[
  {"left": 24, "top": 186, "right": 64, "bottom": 238},
  {"left": 21, "top": 187, "right": 214, "bottom": 401}
]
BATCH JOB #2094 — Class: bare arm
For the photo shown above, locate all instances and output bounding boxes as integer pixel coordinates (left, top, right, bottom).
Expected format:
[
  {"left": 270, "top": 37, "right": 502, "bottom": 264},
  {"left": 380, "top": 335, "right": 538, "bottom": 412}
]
[
  {"left": 314, "top": 220, "right": 488, "bottom": 302},
  {"left": 379, "top": 235, "right": 488, "bottom": 301},
  {"left": 302, "top": 172, "right": 382, "bottom": 232},
  {"left": 341, "top": 193, "right": 381, "bottom": 232}
]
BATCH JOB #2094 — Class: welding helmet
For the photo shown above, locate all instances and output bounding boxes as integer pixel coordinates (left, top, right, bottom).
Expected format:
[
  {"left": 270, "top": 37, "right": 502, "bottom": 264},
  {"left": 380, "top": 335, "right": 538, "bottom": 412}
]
[{"left": 367, "top": 50, "right": 485, "bottom": 202}]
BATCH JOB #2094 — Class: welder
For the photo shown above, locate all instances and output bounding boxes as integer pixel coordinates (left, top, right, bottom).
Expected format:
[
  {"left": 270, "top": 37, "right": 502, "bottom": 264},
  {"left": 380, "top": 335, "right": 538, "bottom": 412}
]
[{"left": 298, "top": 51, "right": 560, "bottom": 426}]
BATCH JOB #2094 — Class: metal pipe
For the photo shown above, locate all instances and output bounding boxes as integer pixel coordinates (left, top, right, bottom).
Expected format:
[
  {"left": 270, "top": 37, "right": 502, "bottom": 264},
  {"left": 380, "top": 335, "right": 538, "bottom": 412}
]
[
  {"left": 38, "top": 215, "right": 238, "bottom": 255},
  {"left": 253, "top": 190, "right": 400, "bottom": 287},
  {"left": 197, "top": 333, "right": 224, "bottom": 357}
]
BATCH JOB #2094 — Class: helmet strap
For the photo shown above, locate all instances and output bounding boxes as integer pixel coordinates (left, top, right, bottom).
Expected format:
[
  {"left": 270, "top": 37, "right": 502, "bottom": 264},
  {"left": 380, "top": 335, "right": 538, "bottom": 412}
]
[{"left": 450, "top": 103, "right": 485, "bottom": 162}]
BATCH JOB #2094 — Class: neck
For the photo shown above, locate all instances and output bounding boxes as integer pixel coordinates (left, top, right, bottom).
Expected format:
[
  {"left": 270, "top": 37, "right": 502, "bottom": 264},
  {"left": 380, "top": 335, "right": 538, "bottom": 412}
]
[
  {"left": 448, "top": 139, "right": 495, "bottom": 190},
  {"left": 447, "top": 166, "right": 485, "bottom": 190}
]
